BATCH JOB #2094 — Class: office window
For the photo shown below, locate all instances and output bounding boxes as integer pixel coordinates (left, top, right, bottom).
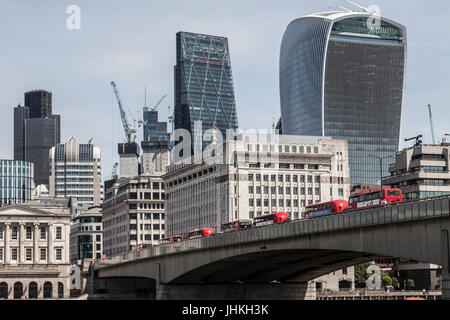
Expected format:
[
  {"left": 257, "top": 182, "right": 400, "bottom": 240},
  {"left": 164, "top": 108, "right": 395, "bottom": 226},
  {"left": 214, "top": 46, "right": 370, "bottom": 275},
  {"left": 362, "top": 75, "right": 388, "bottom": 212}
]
[
  {"left": 12, "top": 226, "right": 18, "bottom": 240},
  {"left": 40, "top": 227, "right": 46, "bottom": 240},
  {"left": 56, "top": 227, "right": 62, "bottom": 240},
  {"left": 56, "top": 248, "right": 62, "bottom": 261},
  {"left": 26, "top": 248, "right": 32, "bottom": 261},
  {"left": 40, "top": 248, "right": 47, "bottom": 260},
  {"left": 11, "top": 248, "right": 18, "bottom": 261}
]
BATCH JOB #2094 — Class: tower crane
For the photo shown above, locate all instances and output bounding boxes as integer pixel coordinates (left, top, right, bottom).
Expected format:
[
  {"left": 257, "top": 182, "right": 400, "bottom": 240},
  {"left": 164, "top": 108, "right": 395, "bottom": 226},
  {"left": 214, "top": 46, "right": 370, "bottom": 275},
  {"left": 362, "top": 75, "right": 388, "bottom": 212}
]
[
  {"left": 110, "top": 81, "right": 136, "bottom": 143},
  {"left": 151, "top": 95, "right": 167, "bottom": 111}
]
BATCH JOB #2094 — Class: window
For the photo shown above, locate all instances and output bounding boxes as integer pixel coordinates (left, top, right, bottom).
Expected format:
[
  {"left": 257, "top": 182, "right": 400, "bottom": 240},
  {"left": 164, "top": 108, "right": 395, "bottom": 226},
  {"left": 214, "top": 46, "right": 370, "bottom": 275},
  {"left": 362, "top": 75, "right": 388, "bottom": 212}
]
[
  {"left": 56, "top": 227, "right": 62, "bottom": 240},
  {"left": 56, "top": 248, "right": 62, "bottom": 261},
  {"left": 0, "top": 226, "right": 2, "bottom": 240},
  {"left": 0, "top": 248, "right": 3, "bottom": 261},
  {"left": 26, "top": 248, "right": 32, "bottom": 261},
  {"left": 40, "top": 227, "right": 46, "bottom": 240},
  {"left": 11, "top": 248, "right": 18, "bottom": 261},
  {"left": 40, "top": 248, "right": 47, "bottom": 260},
  {"left": 12, "top": 227, "right": 18, "bottom": 240}
]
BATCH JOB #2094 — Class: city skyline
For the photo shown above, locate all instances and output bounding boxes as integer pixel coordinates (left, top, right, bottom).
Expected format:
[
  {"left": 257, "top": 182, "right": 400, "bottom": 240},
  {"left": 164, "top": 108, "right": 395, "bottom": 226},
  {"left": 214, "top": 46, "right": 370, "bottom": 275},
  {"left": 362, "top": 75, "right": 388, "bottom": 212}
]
[{"left": 0, "top": 0, "right": 449, "bottom": 183}]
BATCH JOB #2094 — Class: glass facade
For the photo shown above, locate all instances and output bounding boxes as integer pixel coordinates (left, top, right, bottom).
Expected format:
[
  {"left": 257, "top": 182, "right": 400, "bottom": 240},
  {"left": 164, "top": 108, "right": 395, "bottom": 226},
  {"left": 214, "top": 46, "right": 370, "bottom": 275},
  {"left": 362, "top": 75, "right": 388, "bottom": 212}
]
[
  {"left": 0, "top": 160, "right": 34, "bottom": 204},
  {"left": 143, "top": 109, "right": 169, "bottom": 142},
  {"left": 280, "top": 12, "right": 406, "bottom": 185},
  {"left": 175, "top": 32, "right": 238, "bottom": 151}
]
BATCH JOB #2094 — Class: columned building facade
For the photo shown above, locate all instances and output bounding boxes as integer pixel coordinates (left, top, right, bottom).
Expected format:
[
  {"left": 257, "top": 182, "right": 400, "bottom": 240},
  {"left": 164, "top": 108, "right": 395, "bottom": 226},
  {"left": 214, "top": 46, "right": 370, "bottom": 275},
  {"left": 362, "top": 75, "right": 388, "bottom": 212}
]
[
  {"left": 0, "top": 203, "right": 71, "bottom": 299},
  {"left": 279, "top": 11, "right": 407, "bottom": 186}
]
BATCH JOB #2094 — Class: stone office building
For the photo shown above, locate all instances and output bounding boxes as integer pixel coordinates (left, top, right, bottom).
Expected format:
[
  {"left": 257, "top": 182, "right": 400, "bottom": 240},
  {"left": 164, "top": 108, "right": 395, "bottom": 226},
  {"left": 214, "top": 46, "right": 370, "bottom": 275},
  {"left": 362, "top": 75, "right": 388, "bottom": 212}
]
[
  {"left": 0, "top": 200, "right": 71, "bottom": 299},
  {"left": 101, "top": 174, "right": 166, "bottom": 257},
  {"left": 163, "top": 133, "right": 350, "bottom": 238}
]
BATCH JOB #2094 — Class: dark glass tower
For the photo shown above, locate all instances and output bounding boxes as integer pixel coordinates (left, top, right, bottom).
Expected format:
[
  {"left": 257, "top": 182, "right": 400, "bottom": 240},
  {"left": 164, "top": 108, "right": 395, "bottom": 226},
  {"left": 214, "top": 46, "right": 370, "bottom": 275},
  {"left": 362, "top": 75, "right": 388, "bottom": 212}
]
[
  {"left": 143, "top": 108, "right": 169, "bottom": 142},
  {"left": 280, "top": 11, "right": 406, "bottom": 185},
  {"left": 13, "top": 90, "right": 61, "bottom": 186},
  {"left": 175, "top": 31, "right": 238, "bottom": 152},
  {"left": 25, "top": 89, "right": 53, "bottom": 119}
]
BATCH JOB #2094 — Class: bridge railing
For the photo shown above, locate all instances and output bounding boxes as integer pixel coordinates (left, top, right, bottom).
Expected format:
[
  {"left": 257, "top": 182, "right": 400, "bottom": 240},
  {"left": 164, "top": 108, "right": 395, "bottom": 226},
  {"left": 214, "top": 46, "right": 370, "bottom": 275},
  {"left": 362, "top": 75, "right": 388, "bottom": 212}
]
[{"left": 96, "top": 196, "right": 450, "bottom": 267}]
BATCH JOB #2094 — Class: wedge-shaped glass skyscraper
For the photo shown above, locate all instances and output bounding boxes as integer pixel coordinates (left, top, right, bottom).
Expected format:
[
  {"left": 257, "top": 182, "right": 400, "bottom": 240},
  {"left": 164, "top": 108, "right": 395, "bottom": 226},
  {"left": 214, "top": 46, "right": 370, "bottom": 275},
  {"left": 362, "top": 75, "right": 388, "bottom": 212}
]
[
  {"left": 280, "top": 11, "right": 406, "bottom": 185},
  {"left": 175, "top": 32, "right": 238, "bottom": 151}
]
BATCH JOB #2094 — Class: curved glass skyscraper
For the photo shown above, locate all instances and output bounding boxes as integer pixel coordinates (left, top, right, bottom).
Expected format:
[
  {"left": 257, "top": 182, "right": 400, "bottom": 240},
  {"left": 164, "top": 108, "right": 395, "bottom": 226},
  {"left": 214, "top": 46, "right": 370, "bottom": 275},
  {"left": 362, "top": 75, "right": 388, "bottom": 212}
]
[{"left": 280, "top": 11, "right": 406, "bottom": 185}]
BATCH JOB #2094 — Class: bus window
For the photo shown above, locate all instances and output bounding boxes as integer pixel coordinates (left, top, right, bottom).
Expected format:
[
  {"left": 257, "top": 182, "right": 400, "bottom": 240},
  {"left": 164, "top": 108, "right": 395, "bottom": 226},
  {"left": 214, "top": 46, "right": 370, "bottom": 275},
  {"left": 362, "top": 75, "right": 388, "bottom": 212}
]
[{"left": 387, "top": 190, "right": 400, "bottom": 197}]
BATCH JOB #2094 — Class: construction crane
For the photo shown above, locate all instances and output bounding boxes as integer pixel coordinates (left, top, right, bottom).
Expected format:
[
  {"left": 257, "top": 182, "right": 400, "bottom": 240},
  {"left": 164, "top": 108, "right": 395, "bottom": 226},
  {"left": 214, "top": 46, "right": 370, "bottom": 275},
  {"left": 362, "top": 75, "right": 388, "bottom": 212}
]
[
  {"left": 110, "top": 81, "right": 136, "bottom": 143},
  {"left": 428, "top": 104, "right": 436, "bottom": 144},
  {"left": 404, "top": 135, "right": 423, "bottom": 147},
  {"left": 151, "top": 95, "right": 167, "bottom": 111}
]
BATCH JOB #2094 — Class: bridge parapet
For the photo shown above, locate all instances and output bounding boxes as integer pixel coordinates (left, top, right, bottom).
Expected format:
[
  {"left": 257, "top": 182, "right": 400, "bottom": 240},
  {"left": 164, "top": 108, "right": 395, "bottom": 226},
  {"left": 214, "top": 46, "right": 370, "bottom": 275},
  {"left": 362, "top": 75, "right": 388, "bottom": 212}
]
[{"left": 95, "top": 197, "right": 450, "bottom": 270}]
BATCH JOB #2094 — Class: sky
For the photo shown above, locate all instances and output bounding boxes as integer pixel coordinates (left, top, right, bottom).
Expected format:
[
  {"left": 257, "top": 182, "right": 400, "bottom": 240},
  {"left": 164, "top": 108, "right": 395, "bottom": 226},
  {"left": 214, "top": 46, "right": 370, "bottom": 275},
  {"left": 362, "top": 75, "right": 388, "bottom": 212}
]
[{"left": 0, "top": 0, "right": 449, "bottom": 182}]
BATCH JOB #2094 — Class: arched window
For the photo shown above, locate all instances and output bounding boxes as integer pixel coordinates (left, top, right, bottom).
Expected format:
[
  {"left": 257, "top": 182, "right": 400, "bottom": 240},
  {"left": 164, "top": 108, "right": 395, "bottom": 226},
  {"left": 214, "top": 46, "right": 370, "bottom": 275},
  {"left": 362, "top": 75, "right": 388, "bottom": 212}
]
[
  {"left": 0, "top": 282, "right": 8, "bottom": 299},
  {"left": 29, "top": 282, "right": 38, "bottom": 299},
  {"left": 43, "top": 282, "right": 53, "bottom": 299},
  {"left": 14, "top": 282, "right": 23, "bottom": 299},
  {"left": 58, "top": 282, "right": 64, "bottom": 299}
]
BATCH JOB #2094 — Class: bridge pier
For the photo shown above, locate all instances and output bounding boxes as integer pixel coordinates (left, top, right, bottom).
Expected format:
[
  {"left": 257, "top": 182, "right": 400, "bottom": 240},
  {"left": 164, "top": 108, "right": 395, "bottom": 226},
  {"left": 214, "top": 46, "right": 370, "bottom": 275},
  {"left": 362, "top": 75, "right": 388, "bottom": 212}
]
[{"left": 155, "top": 282, "right": 316, "bottom": 300}]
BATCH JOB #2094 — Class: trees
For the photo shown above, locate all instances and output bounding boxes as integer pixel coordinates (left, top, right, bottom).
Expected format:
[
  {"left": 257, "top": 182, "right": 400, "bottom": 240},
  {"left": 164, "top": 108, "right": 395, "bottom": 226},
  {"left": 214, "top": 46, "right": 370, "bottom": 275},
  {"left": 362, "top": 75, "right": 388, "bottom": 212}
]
[
  {"left": 391, "top": 277, "right": 399, "bottom": 289},
  {"left": 382, "top": 275, "right": 392, "bottom": 288},
  {"left": 354, "top": 262, "right": 371, "bottom": 288},
  {"left": 407, "top": 279, "right": 415, "bottom": 290}
]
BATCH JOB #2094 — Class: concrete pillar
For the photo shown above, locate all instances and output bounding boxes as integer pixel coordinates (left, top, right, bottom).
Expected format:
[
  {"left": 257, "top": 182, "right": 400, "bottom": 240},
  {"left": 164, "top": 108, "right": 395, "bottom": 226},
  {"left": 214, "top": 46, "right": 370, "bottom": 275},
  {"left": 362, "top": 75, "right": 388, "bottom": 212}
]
[
  {"left": 441, "top": 229, "right": 450, "bottom": 300},
  {"left": 155, "top": 282, "right": 317, "bottom": 300}
]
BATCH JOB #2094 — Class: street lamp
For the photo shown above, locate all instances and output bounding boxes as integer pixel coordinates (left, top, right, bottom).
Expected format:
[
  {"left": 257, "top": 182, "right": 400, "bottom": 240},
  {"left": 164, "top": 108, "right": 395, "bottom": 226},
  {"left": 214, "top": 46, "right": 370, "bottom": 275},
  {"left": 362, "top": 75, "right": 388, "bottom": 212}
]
[{"left": 368, "top": 155, "right": 393, "bottom": 188}]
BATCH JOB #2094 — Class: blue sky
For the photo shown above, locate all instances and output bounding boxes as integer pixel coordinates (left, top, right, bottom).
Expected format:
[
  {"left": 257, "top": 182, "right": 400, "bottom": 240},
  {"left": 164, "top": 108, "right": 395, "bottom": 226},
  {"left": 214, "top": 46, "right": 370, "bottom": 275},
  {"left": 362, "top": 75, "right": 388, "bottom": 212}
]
[{"left": 1, "top": 0, "right": 449, "bottom": 181}]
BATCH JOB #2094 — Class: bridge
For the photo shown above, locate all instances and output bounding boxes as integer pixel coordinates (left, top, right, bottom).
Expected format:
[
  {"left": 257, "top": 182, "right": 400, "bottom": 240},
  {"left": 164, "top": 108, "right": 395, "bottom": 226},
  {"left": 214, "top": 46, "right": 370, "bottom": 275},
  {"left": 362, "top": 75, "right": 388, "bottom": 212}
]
[{"left": 92, "top": 196, "right": 450, "bottom": 300}]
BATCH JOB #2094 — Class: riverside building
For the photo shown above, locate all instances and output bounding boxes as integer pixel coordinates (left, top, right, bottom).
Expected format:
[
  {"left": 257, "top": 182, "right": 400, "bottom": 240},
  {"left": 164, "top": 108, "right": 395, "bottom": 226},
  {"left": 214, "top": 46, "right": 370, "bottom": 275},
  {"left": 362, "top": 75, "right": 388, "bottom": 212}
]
[{"left": 163, "top": 133, "right": 350, "bottom": 238}]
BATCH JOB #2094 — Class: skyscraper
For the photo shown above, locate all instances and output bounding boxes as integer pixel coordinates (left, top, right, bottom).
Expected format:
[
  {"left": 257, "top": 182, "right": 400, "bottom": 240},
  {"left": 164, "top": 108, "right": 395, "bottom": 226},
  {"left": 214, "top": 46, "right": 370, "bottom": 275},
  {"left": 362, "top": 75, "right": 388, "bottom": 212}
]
[
  {"left": 13, "top": 90, "right": 61, "bottom": 186},
  {"left": 174, "top": 31, "right": 239, "bottom": 152},
  {"left": 49, "top": 137, "right": 102, "bottom": 215},
  {"left": 143, "top": 109, "right": 169, "bottom": 142},
  {"left": 279, "top": 11, "right": 406, "bottom": 185}
]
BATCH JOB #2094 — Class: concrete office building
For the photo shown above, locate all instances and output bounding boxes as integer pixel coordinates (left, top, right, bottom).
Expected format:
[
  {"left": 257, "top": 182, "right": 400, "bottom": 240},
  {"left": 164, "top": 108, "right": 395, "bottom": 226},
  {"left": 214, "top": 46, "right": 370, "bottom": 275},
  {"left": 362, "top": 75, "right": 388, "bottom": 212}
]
[
  {"left": 141, "top": 140, "right": 170, "bottom": 176},
  {"left": 101, "top": 174, "right": 166, "bottom": 257},
  {"left": 163, "top": 134, "right": 350, "bottom": 238},
  {"left": 13, "top": 90, "right": 61, "bottom": 186},
  {"left": 382, "top": 142, "right": 449, "bottom": 290},
  {"left": 49, "top": 137, "right": 102, "bottom": 215},
  {"left": 383, "top": 143, "right": 450, "bottom": 200},
  {"left": 0, "top": 201, "right": 71, "bottom": 299},
  {"left": 279, "top": 11, "right": 406, "bottom": 186},
  {"left": 0, "top": 160, "right": 34, "bottom": 205},
  {"left": 70, "top": 206, "right": 103, "bottom": 262},
  {"left": 174, "top": 31, "right": 239, "bottom": 152}
]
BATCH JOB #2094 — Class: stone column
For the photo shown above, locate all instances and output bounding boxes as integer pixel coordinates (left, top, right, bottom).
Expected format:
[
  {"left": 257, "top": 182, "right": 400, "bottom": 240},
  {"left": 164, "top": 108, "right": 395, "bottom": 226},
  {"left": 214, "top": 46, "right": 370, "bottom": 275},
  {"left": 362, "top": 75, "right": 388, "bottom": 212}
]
[
  {"left": 19, "top": 223, "right": 25, "bottom": 264},
  {"left": 48, "top": 223, "right": 53, "bottom": 264},
  {"left": 4, "top": 223, "right": 10, "bottom": 263},
  {"left": 34, "top": 223, "right": 39, "bottom": 263}
]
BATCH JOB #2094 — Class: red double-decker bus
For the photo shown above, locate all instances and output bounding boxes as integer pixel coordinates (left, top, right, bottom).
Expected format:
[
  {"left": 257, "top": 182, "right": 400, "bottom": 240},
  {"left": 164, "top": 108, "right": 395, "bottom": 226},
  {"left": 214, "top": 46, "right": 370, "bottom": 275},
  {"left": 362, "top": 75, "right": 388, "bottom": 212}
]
[
  {"left": 304, "top": 200, "right": 349, "bottom": 218},
  {"left": 221, "top": 219, "right": 253, "bottom": 233},
  {"left": 348, "top": 188, "right": 403, "bottom": 210},
  {"left": 187, "top": 228, "right": 215, "bottom": 240},
  {"left": 158, "top": 235, "right": 183, "bottom": 245},
  {"left": 253, "top": 212, "right": 290, "bottom": 228}
]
